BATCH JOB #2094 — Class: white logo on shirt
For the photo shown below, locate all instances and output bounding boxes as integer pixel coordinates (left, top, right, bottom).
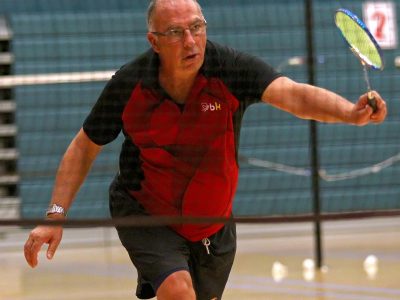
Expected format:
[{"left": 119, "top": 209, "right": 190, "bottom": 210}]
[{"left": 201, "top": 102, "right": 221, "bottom": 112}]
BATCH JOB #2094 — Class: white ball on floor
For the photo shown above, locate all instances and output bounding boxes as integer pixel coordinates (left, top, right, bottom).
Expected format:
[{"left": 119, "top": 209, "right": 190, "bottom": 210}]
[
  {"left": 363, "top": 255, "right": 378, "bottom": 268},
  {"left": 302, "top": 258, "right": 315, "bottom": 270}
]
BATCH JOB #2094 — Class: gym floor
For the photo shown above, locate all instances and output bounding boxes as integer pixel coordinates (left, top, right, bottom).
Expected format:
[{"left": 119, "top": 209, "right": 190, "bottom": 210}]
[{"left": 1, "top": 217, "right": 399, "bottom": 300}]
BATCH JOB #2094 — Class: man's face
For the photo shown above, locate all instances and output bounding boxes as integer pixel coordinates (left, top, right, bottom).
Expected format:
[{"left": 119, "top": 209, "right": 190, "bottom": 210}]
[{"left": 147, "top": 0, "right": 207, "bottom": 75}]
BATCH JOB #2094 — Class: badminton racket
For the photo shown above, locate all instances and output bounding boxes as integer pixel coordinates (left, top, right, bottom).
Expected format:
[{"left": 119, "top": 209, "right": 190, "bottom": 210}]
[{"left": 334, "top": 8, "right": 384, "bottom": 112}]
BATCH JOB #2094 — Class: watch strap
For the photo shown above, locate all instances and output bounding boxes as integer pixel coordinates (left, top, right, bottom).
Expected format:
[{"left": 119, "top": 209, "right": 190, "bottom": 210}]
[{"left": 46, "top": 204, "right": 67, "bottom": 217}]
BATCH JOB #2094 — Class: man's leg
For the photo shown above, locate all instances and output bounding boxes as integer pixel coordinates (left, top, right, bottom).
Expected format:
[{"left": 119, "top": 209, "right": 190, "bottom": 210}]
[
  {"left": 188, "top": 222, "right": 237, "bottom": 300},
  {"left": 156, "top": 270, "right": 196, "bottom": 300},
  {"left": 109, "top": 179, "right": 192, "bottom": 299}
]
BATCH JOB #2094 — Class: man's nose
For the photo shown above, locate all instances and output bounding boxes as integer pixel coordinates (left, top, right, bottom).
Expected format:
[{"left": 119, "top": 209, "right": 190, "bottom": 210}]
[{"left": 182, "top": 29, "right": 196, "bottom": 48}]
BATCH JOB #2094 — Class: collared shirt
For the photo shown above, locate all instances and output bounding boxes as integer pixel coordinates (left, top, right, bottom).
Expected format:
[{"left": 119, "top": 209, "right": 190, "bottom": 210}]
[{"left": 83, "top": 40, "right": 281, "bottom": 240}]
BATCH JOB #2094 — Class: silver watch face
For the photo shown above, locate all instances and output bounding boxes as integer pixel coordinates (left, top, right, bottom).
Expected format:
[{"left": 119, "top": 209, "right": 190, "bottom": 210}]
[{"left": 47, "top": 204, "right": 66, "bottom": 216}]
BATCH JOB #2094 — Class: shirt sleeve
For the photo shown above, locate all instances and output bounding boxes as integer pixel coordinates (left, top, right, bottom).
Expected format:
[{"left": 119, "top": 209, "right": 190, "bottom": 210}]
[
  {"left": 82, "top": 67, "right": 137, "bottom": 145},
  {"left": 212, "top": 42, "right": 282, "bottom": 102}
]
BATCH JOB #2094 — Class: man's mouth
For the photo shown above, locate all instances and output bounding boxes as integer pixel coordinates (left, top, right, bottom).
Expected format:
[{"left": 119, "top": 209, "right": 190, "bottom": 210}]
[{"left": 185, "top": 53, "right": 198, "bottom": 60}]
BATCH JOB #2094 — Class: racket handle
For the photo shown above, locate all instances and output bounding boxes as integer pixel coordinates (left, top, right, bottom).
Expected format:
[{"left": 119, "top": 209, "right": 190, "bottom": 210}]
[{"left": 367, "top": 91, "right": 377, "bottom": 112}]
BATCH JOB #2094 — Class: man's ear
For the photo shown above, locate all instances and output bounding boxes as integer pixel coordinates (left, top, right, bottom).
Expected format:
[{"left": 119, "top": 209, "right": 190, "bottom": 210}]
[{"left": 147, "top": 33, "right": 160, "bottom": 53}]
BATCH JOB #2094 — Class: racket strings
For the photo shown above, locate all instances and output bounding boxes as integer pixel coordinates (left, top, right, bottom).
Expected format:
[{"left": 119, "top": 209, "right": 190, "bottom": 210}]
[{"left": 335, "top": 11, "right": 383, "bottom": 69}]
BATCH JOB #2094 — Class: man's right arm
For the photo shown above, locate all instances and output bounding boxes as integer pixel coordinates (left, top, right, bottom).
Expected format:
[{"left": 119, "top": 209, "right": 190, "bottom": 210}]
[
  {"left": 49, "top": 128, "right": 103, "bottom": 213},
  {"left": 24, "top": 128, "right": 102, "bottom": 268}
]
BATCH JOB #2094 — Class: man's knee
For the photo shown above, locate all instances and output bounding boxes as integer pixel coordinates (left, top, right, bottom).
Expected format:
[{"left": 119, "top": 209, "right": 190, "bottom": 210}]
[{"left": 157, "top": 270, "right": 195, "bottom": 300}]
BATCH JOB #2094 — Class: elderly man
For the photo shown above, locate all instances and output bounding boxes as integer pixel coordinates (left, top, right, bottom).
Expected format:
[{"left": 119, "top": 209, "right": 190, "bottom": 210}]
[{"left": 24, "top": 0, "right": 387, "bottom": 299}]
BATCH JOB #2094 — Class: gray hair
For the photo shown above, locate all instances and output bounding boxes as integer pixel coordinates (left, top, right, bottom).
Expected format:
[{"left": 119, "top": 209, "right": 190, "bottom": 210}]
[{"left": 147, "top": 0, "right": 202, "bottom": 30}]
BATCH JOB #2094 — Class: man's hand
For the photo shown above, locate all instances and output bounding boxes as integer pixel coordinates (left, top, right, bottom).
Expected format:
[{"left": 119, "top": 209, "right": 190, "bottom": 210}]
[
  {"left": 351, "top": 91, "right": 387, "bottom": 126},
  {"left": 24, "top": 218, "right": 63, "bottom": 268}
]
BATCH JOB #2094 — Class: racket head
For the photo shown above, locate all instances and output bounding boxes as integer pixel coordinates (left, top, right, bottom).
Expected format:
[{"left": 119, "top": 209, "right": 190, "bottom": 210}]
[{"left": 335, "top": 8, "right": 384, "bottom": 70}]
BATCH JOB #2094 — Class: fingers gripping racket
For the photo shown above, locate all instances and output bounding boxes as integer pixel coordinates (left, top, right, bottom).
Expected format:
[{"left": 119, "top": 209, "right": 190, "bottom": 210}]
[{"left": 335, "top": 8, "right": 384, "bottom": 112}]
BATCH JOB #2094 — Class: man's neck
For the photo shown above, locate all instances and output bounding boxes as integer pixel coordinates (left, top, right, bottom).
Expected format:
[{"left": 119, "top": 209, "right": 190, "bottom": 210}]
[{"left": 159, "top": 70, "right": 198, "bottom": 104}]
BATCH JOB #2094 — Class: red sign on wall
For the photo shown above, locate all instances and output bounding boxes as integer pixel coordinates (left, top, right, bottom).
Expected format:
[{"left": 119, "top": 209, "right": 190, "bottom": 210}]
[{"left": 363, "top": 1, "right": 398, "bottom": 49}]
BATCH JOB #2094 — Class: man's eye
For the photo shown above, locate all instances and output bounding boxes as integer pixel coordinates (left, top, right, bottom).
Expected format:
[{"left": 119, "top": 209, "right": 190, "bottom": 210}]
[{"left": 169, "top": 29, "right": 182, "bottom": 37}]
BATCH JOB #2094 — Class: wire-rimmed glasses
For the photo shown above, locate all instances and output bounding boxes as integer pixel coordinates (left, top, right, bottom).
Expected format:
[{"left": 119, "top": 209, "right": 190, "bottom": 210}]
[{"left": 151, "top": 20, "right": 207, "bottom": 43}]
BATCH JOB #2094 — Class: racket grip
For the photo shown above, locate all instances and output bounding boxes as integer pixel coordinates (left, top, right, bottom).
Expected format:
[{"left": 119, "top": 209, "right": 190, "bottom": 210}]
[{"left": 367, "top": 91, "right": 377, "bottom": 112}]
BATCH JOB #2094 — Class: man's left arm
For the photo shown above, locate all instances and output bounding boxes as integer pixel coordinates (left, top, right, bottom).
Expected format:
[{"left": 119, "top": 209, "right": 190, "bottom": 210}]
[{"left": 261, "top": 76, "right": 387, "bottom": 125}]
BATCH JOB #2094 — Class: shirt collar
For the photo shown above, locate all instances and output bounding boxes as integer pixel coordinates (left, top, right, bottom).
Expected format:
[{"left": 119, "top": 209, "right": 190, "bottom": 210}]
[
  {"left": 141, "top": 50, "right": 161, "bottom": 91},
  {"left": 201, "top": 40, "right": 219, "bottom": 78}
]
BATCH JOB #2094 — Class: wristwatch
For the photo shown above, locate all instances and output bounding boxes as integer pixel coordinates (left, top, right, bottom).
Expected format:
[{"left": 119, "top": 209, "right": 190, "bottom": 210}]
[{"left": 46, "top": 204, "right": 67, "bottom": 217}]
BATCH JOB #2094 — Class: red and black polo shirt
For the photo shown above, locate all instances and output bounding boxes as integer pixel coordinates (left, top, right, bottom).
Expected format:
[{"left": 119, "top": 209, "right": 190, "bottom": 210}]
[{"left": 83, "top": 40, "right": 281, "bottom": 241}]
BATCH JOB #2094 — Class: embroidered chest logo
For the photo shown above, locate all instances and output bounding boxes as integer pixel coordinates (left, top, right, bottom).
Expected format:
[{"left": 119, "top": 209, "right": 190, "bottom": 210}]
[{"left": 201, "top": 102, "right": 222, "bottom": 112}]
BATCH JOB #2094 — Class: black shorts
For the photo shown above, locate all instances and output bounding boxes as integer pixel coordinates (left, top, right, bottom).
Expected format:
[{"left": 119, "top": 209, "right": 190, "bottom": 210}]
[{"left": 109, "top": 178, "right": 237, "bottom": 300}]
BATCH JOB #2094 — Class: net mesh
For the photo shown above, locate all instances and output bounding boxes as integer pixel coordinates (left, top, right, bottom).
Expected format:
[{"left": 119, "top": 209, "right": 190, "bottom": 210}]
[{"left": 0, "top": 0, "right": 399, "bottom": 224}]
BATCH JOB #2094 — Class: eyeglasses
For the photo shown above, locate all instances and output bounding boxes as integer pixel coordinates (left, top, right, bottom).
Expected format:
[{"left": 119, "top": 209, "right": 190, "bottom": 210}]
[{"left": 151, "top": 20, "right": 207, "bottom": 43}]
